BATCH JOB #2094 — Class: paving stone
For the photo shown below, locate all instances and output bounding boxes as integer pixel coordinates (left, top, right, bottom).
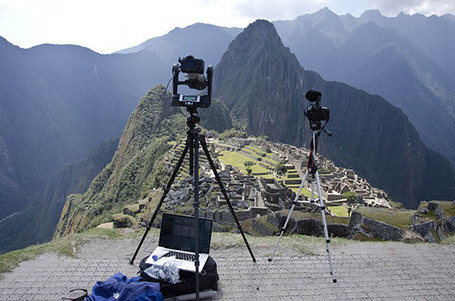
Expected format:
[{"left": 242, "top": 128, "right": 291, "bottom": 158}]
[{"left": 1, "top": 238, "right": 455, "bottom": 300}]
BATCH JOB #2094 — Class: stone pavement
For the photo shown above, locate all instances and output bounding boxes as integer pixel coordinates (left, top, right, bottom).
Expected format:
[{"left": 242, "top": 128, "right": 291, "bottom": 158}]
[{"left": 0, "top": 236, "right": 454, "bottom": 300}]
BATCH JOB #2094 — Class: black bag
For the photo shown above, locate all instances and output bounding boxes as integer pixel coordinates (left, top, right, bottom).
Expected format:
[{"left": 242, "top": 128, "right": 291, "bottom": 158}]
[{"left": 139, "top": 256, "right": 219, "bottom": 298}]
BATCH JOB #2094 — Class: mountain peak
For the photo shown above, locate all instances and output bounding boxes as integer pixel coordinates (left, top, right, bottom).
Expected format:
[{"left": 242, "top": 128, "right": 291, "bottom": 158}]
[
  {"left": 244, "top": 19, "right": 280, "bottom": 39},
  {"left": 361, "top": 9, "right": 383, "bottom": 17},
  {"left": 216, "top": 19, "right": 286, "bottom": 67},
  {"left": 214, "top": 18, "right": 299, "bottom": 90},
  {"left": 248, "top": 19, "right": 273, "bottom": 26},
  {"left": 0, "top": 36, "right": 20, "bottom": 53},
  {"left": 314, "top": 7, "right": 337, "bottom": 17},
  {"left": 360, "top": 9, "right": 386, "bottom": 23}
]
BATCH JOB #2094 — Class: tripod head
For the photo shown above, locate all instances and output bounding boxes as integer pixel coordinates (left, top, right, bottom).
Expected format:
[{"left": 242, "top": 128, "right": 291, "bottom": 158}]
[{"left": 186, "top": 107, "right": 201, "bottom": 134}]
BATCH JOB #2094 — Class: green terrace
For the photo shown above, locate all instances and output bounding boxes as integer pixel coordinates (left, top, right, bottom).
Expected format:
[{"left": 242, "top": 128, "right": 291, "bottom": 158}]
[
  {"left": 216, "top": 142, "right": 317, "bottom": 197},
  {"left": 355, "top": 206, "right": 415, "bottom": 230},
  {"left": 166, "top": 139, "right": 350, "bottom": 218},
  {"left": 218, "top": 150, "right": 273, "bottom": 178},
  {"left": 163, "top": 141, "right": 209, "bottom": 181},
  {"left": 327, "top": 205, "right": 350, "bottom": 217}
]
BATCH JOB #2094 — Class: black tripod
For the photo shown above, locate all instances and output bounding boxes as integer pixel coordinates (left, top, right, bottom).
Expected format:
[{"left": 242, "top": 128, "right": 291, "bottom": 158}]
[{"left": 130, "top": 107, "right": 256, "bottom": 299}]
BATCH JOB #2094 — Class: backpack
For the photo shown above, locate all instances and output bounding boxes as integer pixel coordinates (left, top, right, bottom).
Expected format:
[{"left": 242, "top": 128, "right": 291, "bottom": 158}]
[
  {"left": 62, "top": 273, "right": 163, "bottom": 301},
  {"left": 139, "top": 256, "right": 219, "bottom": 298}
]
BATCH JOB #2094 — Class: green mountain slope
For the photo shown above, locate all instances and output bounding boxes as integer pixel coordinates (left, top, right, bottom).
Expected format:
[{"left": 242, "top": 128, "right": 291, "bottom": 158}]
[{"left": 55, "top": 86, "right": 232, "bottom": 236}]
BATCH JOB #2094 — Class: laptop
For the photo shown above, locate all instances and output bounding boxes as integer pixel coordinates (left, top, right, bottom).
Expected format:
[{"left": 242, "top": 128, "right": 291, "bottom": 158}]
[{"left": 146, "top": 213, "right": 213, "bottom": 273}]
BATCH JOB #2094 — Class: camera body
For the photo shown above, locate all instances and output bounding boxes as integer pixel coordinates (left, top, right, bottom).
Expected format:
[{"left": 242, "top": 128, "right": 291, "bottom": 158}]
[
  {"left": 304, "top": 90, "right": 330, "bottom": 131},
  {"left": 171, "top": 55, "right": 212, "bottom": 108},
  {"left": 179, "top": 56, "right": 205, "bottom": 74},
  {"left": 305, "top": 104, "right": 330, "bottom": 122}
]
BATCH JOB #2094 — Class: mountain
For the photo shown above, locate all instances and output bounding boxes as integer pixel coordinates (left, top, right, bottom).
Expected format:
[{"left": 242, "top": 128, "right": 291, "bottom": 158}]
[
  {"left": 359, "top": 10, "right": 455, "bottom": 79},
  {"left": 54, "top": 19, "right": 455, "bottom": 237},
  {"left": 117, "top": 23, "right": 242, "bottom": 67},
  {"left": 213, "top": 20, "right": 307, "bottom": 143},
  {"left": 3, "top": 10, "right": 455, "bottom": 251},
  {"left": 0, "top": 37, "right": 168, "bottom": 252},
  {"left": 0, "top": 38, "right": 166, "bottom": 194},
  {"left": 116, "top": 12, "right": 455, "bottom": 165},
  {"left": 213, "top": 19, "right": 455, "bottom": 208},
  {"left": 55, "top": 86, "right": 233, "bottom": 236},
  {"left": 273, "top": 8, "right": 455, "bottom": 164},
  {"left": 0, "top": 138, "right": 118, "bottom": 253}
]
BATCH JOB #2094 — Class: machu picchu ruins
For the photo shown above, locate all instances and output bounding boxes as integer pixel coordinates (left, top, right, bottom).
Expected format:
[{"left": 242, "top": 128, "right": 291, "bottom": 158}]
[{"left": 108, "top": 135, "right": 455, "bottom": 243}]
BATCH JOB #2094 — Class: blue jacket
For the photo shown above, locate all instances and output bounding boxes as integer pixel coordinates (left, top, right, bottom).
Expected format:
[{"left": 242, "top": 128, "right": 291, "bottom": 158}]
[{"left": 86, "top": 273, "right": 163, "bottom": 301}]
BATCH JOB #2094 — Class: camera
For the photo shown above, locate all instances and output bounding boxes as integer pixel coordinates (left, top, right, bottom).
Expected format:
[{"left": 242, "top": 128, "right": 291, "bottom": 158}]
[
  {"left": 171, "top": 55, "right": 213, "bottom": 108},
  {"left": 304, "top": 90, "right": 330, "bottom": 131},
  {"left": 179, "top": 56, "right": 204, "bottom": 74}
]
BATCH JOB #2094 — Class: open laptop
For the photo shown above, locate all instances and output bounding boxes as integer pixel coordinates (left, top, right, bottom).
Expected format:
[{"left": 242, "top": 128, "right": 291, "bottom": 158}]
[{"left": 146, "top": 213, "right": 213, "bottom": 273}]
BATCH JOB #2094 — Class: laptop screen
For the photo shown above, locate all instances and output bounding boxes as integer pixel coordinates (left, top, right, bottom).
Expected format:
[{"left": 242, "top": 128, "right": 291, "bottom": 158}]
[{"left": 159, "top": 213, "right": 213, "bottom": 254}]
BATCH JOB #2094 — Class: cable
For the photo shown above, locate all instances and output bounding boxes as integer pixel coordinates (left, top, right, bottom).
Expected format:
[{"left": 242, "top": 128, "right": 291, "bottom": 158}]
[{"left": 164, "top": 76, "right": 173, "bottom": 93}]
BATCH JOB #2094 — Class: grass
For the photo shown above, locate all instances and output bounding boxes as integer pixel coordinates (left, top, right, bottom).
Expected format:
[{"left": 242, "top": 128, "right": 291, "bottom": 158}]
[
  {"left": 244, "top": 146, "right": 279, "bottom": 164},
  {"left": 210, "top": 231, "right": 350, "bottom": 256},
  {"left": 291, "top": 187, "right": 317, "bottom": 200},
  {"left": 351, "top": 232, "right": 385, "bottom": 242},
  {"left": 2, "top": 217, "right": 454, "bottom": 279},
  {"left": 441, "top": 234, "right": 455, "bottom": 245},
  {"left": 263, "top": 209, "right": 349, "bottom": 226},
  {"left": 355, "top": 206, "right": 415, "bottom": 230},
  {"left": 0, "top": 228, "right": 125, "bottom": 277},
  {"left": 328, "top": 205, "right": 349, "bottom": 217},
  {"left": 219, "top": 150, "right": 272, "bottom": 177},
  {"left": 438, "top": 201, "right": 455, "bottom": 216},
  {"left": 0, "top": 224, "right": 349, "bottom": 279},
  {"left": 418, "top": 201, "right": 455, "bottom": 216}
]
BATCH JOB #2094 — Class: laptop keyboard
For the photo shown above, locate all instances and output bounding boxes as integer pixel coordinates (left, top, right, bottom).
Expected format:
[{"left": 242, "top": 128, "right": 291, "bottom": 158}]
[{"left": 165, "top": 250, "right": 196, "bottom": 261}]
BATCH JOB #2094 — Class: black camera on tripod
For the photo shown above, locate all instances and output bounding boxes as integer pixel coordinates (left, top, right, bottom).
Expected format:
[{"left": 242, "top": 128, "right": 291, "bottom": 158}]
[
  {"left": 171, "top": 55, "right": 213, "bottom": 108},
  {"left": 304, "top": 90, "right": 330, "bottom": 131}
]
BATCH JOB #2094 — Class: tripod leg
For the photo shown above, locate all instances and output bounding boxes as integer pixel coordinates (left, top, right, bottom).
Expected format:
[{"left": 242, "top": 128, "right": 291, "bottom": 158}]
[
  {"left": 129, "top": 138, "right": 190, "bottom": 264},
  {"left": 314, "top": 171, "right": 337, "bottom": 283},
  {"left": 257, "top": 169, "right": 309, "bottom": 290},
  {"left": 199, "top": 136, "right": 256, "bottom": 263},
  {"left": 270, "top": 169, "right": 309, "bottom": 260}
]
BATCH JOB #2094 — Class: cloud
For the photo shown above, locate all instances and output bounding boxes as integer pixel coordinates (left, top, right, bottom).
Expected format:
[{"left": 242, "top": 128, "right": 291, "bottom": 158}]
[{"left": 370, "top": 0, "right": 455, "bottom": 16}]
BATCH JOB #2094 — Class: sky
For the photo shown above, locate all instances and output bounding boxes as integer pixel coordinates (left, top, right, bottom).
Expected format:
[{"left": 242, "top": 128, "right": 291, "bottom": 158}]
[{"left": 1, "top": 0, "right": 454, "bottom": 54}]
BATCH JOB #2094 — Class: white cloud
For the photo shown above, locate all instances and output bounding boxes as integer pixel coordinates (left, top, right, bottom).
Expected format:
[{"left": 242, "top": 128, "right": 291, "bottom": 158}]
[{"left": 370, "top": 0, "right": 455, "bottom": 16}]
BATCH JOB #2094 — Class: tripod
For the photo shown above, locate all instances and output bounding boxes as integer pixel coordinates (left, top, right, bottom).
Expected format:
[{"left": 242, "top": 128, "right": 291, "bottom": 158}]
[
  {"left": 257, "top": 128, "right": 337, "bottom": 289},
  {"left": 130, "top": 107, "right": 256, "bottom": 299}
]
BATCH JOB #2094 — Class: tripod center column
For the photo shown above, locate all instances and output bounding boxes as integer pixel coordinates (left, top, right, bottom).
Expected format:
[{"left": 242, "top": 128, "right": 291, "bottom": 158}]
[{"left": 192, "top": 130, "right": 201, "bottom": 299}]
